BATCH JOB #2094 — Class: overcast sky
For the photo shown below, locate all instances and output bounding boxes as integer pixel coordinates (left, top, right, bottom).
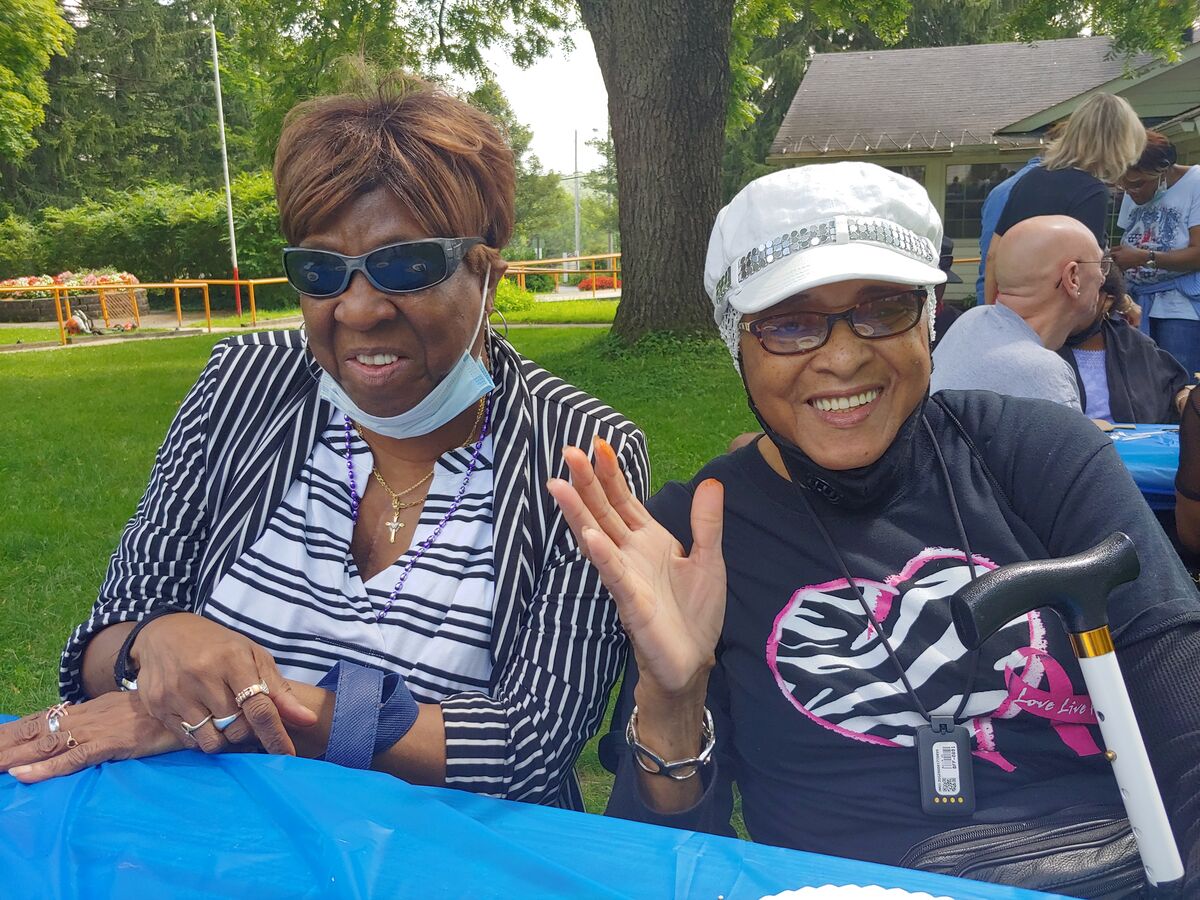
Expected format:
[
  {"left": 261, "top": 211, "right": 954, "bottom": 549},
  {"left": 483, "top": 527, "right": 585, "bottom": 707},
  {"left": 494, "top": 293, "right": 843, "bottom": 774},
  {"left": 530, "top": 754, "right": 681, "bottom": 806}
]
[{"left": 482, "top": 30, "right": 609, "bottom": 176}]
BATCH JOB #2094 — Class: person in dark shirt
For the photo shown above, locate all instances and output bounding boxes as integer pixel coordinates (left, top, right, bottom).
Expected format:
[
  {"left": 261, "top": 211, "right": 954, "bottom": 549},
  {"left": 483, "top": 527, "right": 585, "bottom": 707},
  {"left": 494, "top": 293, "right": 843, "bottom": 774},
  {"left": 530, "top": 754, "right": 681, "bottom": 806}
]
[
  {"left": 1058, "top": 265, "right": 1192, "bottom": 423},
  {"left": 984, "top": 93, "right": 1145, "bottom": 303},
  {"left": 548, "top": 162, "right": 1200, "bottom": 896},
  {"left": 931, "top": 235, "right": 962, "bottom": 350}
]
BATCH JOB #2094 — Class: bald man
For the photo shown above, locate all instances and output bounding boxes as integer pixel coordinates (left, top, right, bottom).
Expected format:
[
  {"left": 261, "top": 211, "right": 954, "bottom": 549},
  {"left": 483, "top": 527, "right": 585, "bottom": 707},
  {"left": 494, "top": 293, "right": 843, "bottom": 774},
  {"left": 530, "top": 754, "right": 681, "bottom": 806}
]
[{"left": 931, "top": 215, "right": 1107, "bottom": 410}]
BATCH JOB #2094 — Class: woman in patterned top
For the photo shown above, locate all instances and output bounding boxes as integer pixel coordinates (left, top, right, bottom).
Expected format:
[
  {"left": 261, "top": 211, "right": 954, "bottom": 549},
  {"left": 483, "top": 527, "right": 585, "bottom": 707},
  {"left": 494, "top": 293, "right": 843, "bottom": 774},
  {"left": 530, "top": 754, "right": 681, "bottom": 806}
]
[
  {"left": 0, "top": 74, "right": 648, "bottom": 809},
  {"left": 1110, "top": 130, "right": 1200, "bottom": 377}
]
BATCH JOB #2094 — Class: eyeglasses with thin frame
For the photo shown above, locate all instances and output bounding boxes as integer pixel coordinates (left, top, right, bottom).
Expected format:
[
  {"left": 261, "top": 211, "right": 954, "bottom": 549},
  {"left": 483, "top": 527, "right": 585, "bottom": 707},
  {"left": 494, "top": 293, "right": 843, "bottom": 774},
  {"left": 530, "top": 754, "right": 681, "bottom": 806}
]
[
  {"left": 1055, "top": 255, "right": 1112, "bottom": 289},
  {"left": 281, "top": 237, "right": 484, "bottom": 299},
  {"left": 739, "top": 290, "right": 927, "bottom": 356}
]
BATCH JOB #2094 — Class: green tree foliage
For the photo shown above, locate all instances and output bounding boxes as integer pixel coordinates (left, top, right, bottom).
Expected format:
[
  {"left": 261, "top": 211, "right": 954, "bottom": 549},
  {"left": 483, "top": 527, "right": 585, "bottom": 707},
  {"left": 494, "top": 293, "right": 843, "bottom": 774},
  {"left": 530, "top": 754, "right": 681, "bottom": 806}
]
[
  {"left": 0, "top": 0, "right": 250, "bottom": 214},
  {"left": 0, "top": 172, "right": 291, "bottom": 306},
  {"left": 231, "top": 0, "right": 577, "bottom": 163},
  {"left": 3, "top": 1, "right": 577, "bottom": 211},
  {"left": 464, "top": 79, "right": 572, "bottom": 260},
  {"left": 1009, "top": 0, "right": 1198, "bottom": 59},
  {"left": 0, "top": 0, "right": 73, "bottom": 163},
  {"left": 582, "top": 132, "right": 618, "bottom": 247}
]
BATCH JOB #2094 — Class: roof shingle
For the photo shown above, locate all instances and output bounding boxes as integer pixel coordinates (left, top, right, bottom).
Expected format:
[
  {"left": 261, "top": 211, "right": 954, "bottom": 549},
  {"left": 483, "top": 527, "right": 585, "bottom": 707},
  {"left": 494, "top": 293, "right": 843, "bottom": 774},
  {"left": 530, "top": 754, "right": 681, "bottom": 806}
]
[{"left": 770, "top": 36, "right": 1151, "bottom": 157}]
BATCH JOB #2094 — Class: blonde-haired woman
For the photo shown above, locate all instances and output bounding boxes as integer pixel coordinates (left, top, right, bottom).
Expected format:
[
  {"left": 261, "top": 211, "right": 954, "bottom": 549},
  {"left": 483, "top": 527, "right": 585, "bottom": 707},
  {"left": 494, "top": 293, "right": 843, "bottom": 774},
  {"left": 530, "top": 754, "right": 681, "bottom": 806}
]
[{"left": 984, "top": 93, "right": 1145, "bottom": 302}]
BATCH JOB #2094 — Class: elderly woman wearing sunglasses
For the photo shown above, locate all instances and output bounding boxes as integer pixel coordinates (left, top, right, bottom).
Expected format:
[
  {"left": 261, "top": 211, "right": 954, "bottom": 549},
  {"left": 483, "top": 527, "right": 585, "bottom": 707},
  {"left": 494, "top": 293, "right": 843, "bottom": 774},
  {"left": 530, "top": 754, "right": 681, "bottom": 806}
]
[
  {"left": 0, "top": 77, "right": 648, "bottom": 809},
  {"left": 548, "top": 163, "right": 1200, "bottom": 893}
]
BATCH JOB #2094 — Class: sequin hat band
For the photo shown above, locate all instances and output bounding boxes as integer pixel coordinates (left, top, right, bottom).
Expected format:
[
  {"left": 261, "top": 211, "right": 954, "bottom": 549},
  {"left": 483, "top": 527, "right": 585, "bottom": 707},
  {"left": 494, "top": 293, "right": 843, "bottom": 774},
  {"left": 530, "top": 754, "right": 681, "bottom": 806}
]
[{"left": 713, "top": 214, "right": 941, "bottom": 312}]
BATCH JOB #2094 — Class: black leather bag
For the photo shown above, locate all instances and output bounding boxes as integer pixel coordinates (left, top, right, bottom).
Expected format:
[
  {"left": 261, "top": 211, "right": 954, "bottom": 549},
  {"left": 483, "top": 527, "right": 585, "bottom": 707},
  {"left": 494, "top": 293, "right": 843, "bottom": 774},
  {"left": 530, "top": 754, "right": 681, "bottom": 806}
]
[{"left": 898, "top": 808, "right": 1147, "bottom": 899}]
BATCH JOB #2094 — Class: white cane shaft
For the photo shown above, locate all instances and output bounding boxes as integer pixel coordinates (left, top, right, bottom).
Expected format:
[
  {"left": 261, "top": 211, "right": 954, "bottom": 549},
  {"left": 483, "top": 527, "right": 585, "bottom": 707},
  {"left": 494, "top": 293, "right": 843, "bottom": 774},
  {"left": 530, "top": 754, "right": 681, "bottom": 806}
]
[{"left": 1078, "top": 653, "right": 1184, "bottom": 885}]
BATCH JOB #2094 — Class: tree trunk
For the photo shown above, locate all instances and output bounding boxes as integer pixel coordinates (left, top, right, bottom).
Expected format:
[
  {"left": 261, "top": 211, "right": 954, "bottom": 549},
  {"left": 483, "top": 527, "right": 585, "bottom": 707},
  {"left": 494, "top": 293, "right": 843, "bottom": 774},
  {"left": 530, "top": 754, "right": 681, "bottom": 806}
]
[{"left": 579, "top": 0, "right": 735, "bottom": 342}]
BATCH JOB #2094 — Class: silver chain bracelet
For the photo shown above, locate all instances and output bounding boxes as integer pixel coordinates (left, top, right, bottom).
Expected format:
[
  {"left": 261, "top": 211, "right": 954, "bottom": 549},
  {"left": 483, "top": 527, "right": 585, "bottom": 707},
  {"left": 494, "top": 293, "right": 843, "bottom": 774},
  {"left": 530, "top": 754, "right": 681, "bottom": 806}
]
[{"left": 626, "top": 704, "right": 716, "bottom": 780}]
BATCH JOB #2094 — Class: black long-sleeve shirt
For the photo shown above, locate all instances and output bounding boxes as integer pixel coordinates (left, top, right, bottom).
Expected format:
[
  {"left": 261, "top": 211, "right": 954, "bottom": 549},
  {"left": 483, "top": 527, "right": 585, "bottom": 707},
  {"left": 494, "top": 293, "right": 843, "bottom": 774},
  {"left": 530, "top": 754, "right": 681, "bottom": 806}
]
[{"left": 606, "top": 391, "right": 1200, "bottom": 889}]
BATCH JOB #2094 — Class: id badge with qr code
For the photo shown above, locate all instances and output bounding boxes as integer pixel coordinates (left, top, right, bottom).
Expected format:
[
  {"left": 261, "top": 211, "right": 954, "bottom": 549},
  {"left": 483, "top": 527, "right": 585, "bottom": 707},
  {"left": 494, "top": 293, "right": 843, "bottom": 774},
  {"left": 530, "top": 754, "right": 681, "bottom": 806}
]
[{"left": 916, "top": 716, "right": 976, "bottom": 816}]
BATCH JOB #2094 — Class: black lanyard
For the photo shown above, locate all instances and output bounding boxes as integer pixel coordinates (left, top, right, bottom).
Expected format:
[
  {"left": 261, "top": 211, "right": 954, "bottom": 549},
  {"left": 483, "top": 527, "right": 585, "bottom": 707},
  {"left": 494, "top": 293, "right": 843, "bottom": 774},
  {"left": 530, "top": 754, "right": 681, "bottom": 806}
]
[{"left": 789, "top": 414, "right": 981, "bottom": 725}]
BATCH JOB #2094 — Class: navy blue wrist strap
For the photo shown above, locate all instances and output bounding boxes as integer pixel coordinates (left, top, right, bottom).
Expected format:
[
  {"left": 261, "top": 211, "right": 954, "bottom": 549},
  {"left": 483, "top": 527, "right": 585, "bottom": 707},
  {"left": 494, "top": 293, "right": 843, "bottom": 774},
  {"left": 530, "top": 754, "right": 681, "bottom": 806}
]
[
  {"left": 317, "top": 661, "right": 419, "bottom": 769},
  {"left": 376, "top": 672, "right": 419, "bottom": 756}
]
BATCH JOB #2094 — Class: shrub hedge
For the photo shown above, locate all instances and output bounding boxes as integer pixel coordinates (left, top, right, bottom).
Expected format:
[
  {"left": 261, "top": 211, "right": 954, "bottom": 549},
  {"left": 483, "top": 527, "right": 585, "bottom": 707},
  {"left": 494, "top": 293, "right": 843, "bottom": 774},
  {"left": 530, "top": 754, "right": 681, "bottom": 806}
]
[
  {"left": 494, "top": 278, "right": 536, "bottom": 314},
  {"left": 577, "top": 275, "right": 621, "bottom": 291},
  {"left": 521, "top": 272, "right": 556, "bottom": 294},
  {"left": 0, "top": 172, "right": 294, "bottom": 310}
]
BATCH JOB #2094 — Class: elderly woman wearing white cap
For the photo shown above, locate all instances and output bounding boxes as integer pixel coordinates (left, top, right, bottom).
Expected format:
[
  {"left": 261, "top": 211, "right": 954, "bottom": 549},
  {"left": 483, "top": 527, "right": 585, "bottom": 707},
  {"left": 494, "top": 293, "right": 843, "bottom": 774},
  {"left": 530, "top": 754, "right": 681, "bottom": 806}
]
[{"left": 548, "top": 163, "right": 1200, "bottom": 894}]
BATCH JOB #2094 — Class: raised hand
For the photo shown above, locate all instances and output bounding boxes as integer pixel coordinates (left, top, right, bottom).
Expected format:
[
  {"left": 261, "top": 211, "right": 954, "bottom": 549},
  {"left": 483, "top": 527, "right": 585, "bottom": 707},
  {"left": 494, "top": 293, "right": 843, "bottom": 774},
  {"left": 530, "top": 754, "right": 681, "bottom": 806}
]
[
  {"left": 131, "top": 613, "right": 317, "bottom": 754},
  {"left": 547, "top": 437, "right": 726, "bottom": 701}
]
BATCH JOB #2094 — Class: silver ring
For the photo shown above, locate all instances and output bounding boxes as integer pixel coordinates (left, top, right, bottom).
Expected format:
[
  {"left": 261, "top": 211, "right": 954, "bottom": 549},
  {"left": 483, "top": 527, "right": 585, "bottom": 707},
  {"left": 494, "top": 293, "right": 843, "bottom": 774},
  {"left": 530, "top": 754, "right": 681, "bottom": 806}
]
[
  {"left": 46, "top": 702, "right": 70, "bottom": 734},
  {"left": 213, "top": 712, "right": 242, "bottom": 732},
  {"left": 180, "top": 714, "right": 213, "bottom": 736}
]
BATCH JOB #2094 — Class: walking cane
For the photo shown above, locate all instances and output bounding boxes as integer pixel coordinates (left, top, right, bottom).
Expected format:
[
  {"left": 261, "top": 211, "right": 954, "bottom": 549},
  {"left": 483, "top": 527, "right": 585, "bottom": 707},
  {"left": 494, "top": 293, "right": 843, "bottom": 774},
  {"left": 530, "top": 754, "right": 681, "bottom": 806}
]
[{"left": 950, "top": 532, "right": 1184, "bottom": 893}]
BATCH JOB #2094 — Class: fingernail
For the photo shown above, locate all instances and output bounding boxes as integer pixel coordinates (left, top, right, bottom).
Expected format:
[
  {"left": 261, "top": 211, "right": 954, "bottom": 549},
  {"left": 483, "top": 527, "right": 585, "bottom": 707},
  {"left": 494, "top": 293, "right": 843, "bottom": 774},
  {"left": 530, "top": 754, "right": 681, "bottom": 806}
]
[
  {"left": 9, "top": 765, "right": 30, "bottom": 776},
  {"left": 595, "top": 438, "right": 616, "bottom": 461}
]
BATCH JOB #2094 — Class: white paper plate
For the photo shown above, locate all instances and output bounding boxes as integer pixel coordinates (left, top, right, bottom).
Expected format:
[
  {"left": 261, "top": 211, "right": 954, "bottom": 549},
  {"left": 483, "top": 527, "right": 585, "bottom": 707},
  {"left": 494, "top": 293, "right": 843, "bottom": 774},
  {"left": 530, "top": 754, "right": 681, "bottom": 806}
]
[{"left": 760, "top": 886, "right": 956, "bottom": 900}]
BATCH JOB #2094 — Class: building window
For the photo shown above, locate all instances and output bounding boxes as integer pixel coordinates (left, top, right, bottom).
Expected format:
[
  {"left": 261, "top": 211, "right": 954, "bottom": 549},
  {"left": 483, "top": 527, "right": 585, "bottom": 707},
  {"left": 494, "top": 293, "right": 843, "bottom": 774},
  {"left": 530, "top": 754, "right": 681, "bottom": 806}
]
[
  {"left": 1107, "top": 187, "right": 1125, "bottom": 244},
  {"left": 884, "top": 165, "right": 925, "bottom": 186},
  {"left": 944, "top": 162, "right": 1033, "bottom": 240}
]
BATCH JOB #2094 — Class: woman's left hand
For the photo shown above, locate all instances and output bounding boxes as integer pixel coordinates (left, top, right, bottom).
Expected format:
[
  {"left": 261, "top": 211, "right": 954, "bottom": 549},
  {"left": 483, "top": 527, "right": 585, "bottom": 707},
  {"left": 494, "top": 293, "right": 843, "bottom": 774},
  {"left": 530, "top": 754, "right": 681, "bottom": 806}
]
[
  {"left": 0, "top": 693, "right": 186, "bottom": 783},
  {"left": 1109, "top": 244, "right": 1145, "bottom": 271}
]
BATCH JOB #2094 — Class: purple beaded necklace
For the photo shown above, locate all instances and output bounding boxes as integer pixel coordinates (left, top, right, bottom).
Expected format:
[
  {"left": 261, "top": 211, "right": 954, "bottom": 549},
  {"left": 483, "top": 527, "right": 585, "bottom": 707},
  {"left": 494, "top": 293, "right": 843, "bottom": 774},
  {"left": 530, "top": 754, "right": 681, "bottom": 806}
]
[{"left": 343, "top": 395, "right": 493, "bottom": 622}]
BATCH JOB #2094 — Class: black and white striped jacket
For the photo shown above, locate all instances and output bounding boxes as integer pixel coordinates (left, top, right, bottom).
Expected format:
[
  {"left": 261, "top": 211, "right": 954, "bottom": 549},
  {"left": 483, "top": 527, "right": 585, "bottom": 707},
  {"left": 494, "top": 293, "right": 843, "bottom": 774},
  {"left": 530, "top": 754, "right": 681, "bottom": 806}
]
[{"left": 60, "top": 329, "right": 649, "bottom": 809}]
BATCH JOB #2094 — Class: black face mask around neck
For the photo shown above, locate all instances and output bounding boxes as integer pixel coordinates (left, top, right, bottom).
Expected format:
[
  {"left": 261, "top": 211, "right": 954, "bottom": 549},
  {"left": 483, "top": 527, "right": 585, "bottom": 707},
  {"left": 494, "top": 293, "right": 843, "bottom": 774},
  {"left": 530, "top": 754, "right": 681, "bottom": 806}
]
[
  {"left": 739, "top": 361, "right": 929, "bottom": 510},
  {"left": 1063, "top": 312, "right": 1107, "bottom": 348}
]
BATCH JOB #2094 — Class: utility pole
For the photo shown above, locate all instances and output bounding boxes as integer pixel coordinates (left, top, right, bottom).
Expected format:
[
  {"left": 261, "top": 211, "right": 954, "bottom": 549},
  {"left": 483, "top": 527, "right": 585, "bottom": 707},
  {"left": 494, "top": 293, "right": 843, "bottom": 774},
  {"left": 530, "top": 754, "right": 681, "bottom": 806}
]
[
  {"left": 210, "top": 21, "right": 241, "bottom": 317},
  {"left": 573, "top": 129, "right": 582, "bottom": 266}
]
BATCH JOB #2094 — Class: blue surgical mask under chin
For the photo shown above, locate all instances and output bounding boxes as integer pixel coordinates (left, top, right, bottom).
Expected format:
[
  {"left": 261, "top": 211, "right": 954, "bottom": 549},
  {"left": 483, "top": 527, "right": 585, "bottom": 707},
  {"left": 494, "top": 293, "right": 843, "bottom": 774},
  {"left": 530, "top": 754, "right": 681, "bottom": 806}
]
[
  {"left": 1145, "top": 173, "right": 1169, "bottom": 205},
  {"left": 317, "top": 267, "right": 497, "bottom": 439}
]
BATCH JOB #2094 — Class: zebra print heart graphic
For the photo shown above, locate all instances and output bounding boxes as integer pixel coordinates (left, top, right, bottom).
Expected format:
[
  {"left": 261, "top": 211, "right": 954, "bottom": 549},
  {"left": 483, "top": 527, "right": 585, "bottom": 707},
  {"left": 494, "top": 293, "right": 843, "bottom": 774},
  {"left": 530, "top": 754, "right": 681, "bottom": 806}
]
[{"left": 766, "top": 547, "right": 1099, "bottom": 770}]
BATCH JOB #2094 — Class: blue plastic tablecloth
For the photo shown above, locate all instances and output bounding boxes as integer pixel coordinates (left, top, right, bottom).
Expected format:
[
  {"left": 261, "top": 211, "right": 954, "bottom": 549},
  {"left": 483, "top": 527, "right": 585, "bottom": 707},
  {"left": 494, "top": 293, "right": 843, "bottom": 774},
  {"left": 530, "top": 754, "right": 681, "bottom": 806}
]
[
  {"left": 1109, "top": 425, "right": 1180, "bottom": 511},
  {"left": 0, "top": 743, "right": 1068, "bottom": 900}
]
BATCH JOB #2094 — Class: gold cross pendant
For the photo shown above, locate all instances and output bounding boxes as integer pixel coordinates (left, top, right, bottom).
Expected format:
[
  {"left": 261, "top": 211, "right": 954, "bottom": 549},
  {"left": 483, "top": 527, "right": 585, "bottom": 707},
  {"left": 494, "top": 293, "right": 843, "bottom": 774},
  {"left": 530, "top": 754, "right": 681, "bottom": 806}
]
[{"left": 386, "top": 512, "right": 405, "bottom": 543}]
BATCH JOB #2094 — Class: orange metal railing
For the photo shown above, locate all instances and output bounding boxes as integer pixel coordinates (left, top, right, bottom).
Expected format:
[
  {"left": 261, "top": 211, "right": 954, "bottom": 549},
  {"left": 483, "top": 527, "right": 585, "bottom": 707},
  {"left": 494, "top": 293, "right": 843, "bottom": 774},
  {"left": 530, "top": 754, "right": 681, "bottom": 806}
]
[
  {"left": 0, "top": 276, "right": 298, "bottom": 346},
  {"left": 172, "top": 277, "right": 289, "bottom": 328},
  {"left": 3, "top": 253, "right": 984, "bottom": 348},
  {"left": 506, "top": 252, "right": 622, "bottom": 299},
  {"left": 0, "top": 281, "right": 213, "bottom": 346}
]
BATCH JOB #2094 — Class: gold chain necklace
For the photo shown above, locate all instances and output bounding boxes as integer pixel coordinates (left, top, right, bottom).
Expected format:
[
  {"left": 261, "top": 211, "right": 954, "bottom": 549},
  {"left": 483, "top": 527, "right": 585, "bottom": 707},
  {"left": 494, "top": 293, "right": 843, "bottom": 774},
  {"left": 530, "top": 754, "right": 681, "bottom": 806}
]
[{"left": 353, "top": 398, "right": 486, "bottom": 543}]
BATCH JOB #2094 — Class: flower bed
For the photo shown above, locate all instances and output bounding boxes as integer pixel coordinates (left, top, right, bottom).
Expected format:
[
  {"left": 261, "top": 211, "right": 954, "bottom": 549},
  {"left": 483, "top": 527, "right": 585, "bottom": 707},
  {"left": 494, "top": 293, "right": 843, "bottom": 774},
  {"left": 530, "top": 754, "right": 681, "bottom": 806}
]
[
  {"left": 0, "top": 271, "right": 146, "bottom": 323},
  {"left": 1, "top": 270, "right": 139, "bottom": 299}
]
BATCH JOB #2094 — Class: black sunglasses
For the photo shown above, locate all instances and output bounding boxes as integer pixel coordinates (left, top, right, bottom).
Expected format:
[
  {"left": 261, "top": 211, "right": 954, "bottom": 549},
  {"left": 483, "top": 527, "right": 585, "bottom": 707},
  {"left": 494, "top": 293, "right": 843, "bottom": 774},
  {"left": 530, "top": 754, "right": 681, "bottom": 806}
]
[
  {"left": 740, "top": 290, "right": 926, "bottom": 355},
  {"left": 281, "top": 237, "right": 484, "bottom": 299}
]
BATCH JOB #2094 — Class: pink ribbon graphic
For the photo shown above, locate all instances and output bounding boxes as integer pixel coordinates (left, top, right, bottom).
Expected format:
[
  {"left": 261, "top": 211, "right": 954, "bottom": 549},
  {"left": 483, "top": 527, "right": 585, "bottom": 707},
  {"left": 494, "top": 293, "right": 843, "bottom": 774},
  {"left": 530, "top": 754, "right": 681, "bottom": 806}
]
[{"left": 1003, "top": 648, "right": 1101, "bottom": 757}]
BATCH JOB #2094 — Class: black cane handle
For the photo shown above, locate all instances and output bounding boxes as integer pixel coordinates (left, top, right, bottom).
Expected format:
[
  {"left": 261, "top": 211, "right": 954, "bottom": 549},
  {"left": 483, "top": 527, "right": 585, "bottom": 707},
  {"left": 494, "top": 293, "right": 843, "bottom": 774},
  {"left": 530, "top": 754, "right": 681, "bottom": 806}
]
[{"left": 951, "top": 533, "right": 1140, "bottom": 649}]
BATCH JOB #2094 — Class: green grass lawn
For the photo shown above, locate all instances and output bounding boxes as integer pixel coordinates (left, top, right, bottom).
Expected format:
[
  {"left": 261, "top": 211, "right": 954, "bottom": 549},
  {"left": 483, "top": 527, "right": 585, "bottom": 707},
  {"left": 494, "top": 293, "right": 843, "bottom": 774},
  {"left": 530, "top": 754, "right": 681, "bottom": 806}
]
[
  {"left": 0, "top": 327, "right": 176, "bottom": 347},
  {"left": 503, "top": 299, "right": 618, "bottom": 324},
  {"left": 187, "top": 306, "right": 304, "bottom": 330},
  {"left": 0, "top": 327, "right": 64, "bottom": 345},
  {"left": 0, "top": 327, "right": 754, "bottom": 813}
]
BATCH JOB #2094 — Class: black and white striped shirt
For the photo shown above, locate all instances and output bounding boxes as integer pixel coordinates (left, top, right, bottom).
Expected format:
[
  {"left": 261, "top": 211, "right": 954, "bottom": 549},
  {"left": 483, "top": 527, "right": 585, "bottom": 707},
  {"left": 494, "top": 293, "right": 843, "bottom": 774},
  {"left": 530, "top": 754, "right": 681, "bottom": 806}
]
[
  {"left": 60, "top": 330, "right": 650, "bottom": 809},
  {"left": 206, "top": 413, "right": 496, "bottom": 701}
]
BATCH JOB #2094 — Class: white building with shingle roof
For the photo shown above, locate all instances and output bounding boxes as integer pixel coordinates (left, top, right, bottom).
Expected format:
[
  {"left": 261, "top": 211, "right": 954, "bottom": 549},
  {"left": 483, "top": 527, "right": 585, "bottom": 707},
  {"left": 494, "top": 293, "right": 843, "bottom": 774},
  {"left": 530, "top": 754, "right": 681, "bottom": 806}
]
[{"left": 769, "top": 35, "right": 1200, "bottom": 291}]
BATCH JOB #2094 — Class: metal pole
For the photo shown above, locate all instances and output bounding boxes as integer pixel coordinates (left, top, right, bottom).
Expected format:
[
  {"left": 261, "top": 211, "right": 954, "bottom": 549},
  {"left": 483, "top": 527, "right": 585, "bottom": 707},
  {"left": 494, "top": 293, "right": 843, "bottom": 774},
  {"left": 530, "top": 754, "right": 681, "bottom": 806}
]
[
  {"left": 210, "top": 21, "right": 242, "bottom": 318},
  {"left": 573, "top": 129, "right": 581, "bottom": 266}
]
